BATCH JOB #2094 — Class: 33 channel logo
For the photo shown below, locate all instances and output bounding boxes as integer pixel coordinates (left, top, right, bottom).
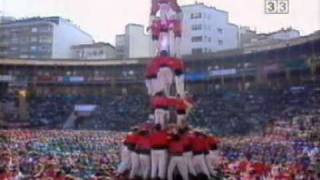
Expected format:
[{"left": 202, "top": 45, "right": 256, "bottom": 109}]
[{"left": 265, "top": 0, "right": 289, "bottom": 14}]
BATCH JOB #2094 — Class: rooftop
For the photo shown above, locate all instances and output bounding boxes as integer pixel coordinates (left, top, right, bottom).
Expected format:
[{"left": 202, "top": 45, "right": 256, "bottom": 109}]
[{"left": 72, "top": 42, "right": 115, "bottom": 49}]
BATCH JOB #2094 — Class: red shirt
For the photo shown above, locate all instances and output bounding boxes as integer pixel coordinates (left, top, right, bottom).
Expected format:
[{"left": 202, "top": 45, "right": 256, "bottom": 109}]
[
  {"left": 162, "top": 57, "right": 185, "bottom": 72},
  {"left": 192, "top": 134, "right": 209, "bottom": 154},
  {"left": 174, "top": 99, "right": 188, "bottom": 111},
  {"left": 239, "top": 160, "right": 249, "bottom": 172},
  {"left": 168, "top": 138, "right": 185, "bottom": 155},
  {"left": 207, "top": 136, "right": 220, "bottom": 150},
  {"left": 149, "top": 131, "right": 171, "bottom": 149},
  {"left": 157, "top": 56, "right": 171, "bottom": 67},
  {"left": 252, "top": 162, "right": 268, "bottom": 176},
  {"left": 0, "top": 174, "right": 10, "bottom": 180},
  {"left": 136, "top": 135, "right": 151, "bottom": 151},
  {"left": 126, "top": 133, "right": 139, "bottom": 145},
  {"left": 152, "top": 96, "right": 176, "bottom": 109},
  {"left": 146, "top": 59, "right": 160, "bottom": 78},
  {"left": 274, "top": 173, "right": 293, "bottom": 180},
  {"left": 181, "top": 133, "right": 194, "bottom": 152}
]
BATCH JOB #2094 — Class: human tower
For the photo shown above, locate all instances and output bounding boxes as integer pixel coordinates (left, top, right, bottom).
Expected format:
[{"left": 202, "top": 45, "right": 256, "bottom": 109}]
[{"left": 116, "top": 1, "right": 220, "bottom": 180}]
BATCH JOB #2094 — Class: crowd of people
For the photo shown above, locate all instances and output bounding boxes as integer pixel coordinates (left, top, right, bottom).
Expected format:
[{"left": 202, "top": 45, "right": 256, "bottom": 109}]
[
  {"left": 0, "top": 85, "right": 320, "bottom": 179},
  {"left": 189, "top": 85, "right": 320, "bottom": 135},
  {"left": 2, "top": 85, "right": 320, "bottom": 135},
  {"left": 0, "top": 130, "right": 124, "bottom": 179},
  {"left": 0, "top": 103, "right": 319, "bottom": 179},
  {"left": 218, "top": 111, "right": 320, "bottom": 179},
  {"left": 26, "top": 95, "right": 149, "bottom": 130}
]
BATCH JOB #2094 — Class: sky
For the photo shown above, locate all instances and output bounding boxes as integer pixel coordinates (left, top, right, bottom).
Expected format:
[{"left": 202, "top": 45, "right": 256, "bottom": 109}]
[{"left": 0, "top": 0, "right": 319, "bottom": 44}]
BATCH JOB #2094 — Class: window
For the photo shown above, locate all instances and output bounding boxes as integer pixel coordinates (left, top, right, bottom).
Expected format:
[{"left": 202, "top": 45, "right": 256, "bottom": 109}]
[
  {"left": 31, "top": 27, "right": 38, "bottom": 33},
  {"left": 39, "top": 36, "right": 52, "bottom": 43},
  {"left": 38, "top": 25, "right": 52, "bottom": 33},
  {"left": 190, "top": 12, "right": 202, "bottom": 19},
  {"left": 191, "top": 36, "right": 202, "bottom": 42},
  {"left": 10, "top": 47, "right": 18, "bottom": 51},
  {"left": 217, "top": 28, "right": 223, "bottom": 34},
  {"left": 31, "top": 37, "right": 37, "bottom": 42},
  {"left": 191, "top": 24, "right": 202, "bottom": 31},
  {"left": 19, "top": 54, "right": 29, "bottom": 59},
  {"left": 218, "top": 40, "right": 223, "bottom": 46},
  {"left": 20, "top": 47, "right": 28, "bottom": 53},
  {"left": 39, "top": 45, "right": 51, "bottom": 52},
  {"left": 20, "top": 37, "right": 29, "bottom": 44},
  {"left": 208, "top": 37, "right": 212, "bottom": 42},
  {"left": 30, "top": 46, "right": 37, "bottom": 51},
  {"left": 192, "top": 48, "right": 203, "bottom": 54}
]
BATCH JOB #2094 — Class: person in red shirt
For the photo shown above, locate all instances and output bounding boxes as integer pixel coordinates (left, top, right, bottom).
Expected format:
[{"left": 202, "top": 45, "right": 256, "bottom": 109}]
[
  {"left": 206, "top": 135, "right": 221, "bottom": 177},
  {"left": 149, "top": 124, "right": 171, "bottom": 180},
  {"left": 191, "top": 130, "right": 210, "bottom": 178},
  {"left": 149, "top": 51, "right": 174, "bottom": 96},
  {"left": 168, "top": 16, "right": 182, "bottom": 57},
  {"left": 173, "top": 96, "right": 193, "bottom": 127},
  {"left": 179, "top": 127, "right": 197, "bottom": 177},
  {"left": 167, "top": 129, "right": 189, "bottom": 180},
  {"left": 145, "top": 57, "right": 160, "bottom": 96},
  {"left": 126, "top": 129, "right": 141, "bottom": 180},
  {"left": 151, "top": 92, "right": 176, "bottom": 129},
  {"left": 135, "top": 129, "right": 151, "bottom": 180},
  {"left": 165, "top": 57, "right": 185, "bottom": 97}
]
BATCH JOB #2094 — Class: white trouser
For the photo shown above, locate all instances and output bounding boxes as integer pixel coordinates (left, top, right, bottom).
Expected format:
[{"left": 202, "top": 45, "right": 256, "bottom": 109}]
[
  {"left": 117, "top": 146, "right": 131, "bottom": 174},
  {"left": 177, "top": 114, "right": 186, "bottom": 127},
  {"left": 145, "top": 79, "right": 152, "bottom": 95},
  {"left": 129, "top": 151, "right": 140, "bottom": 179},
  {"left": 151, "top": 78, "right": 159, "bottom": 95},
  {"left": 175, "top": 37, "right": 182, "bottom": 58},
  {"left": 206, "top": 150, "right": 219, "bottom": 176},
  {"left": 158, "top": 67, "right": 173, "bottom": 96},
  {"left": 183, "top": 151, "right": 196, "bottom": 176},
  {"left": 175, "top": 74, "right": 185, "bottom": 97},
  {"left": 151, "top": 149, "right": 168, "bottom": 179},
  {"left": 139, "top": 154, "right": 151, "bottom": 180},
  {"left": 167, "top": 156, "right": 189, "bottom": 180},
  {"left": 155, "top": 108, "right": 168, "bottom": 129},
  {"left": 159, "top": 32, "right": 169, "bottom": 52},
  {"left": 153, "top": 40, "right": 159, "bottom": 56},
  {"left": 169, "top": 31, "right": 175, "bottom": 56},
  {"left": 192, "top": 154, "right": 210, "bottom": 177}
]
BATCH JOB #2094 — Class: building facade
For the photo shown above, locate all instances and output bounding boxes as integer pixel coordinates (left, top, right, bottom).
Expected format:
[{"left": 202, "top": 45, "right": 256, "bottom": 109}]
[
  {"left": 269, "top": 28, "right": 300, "bottom": 40},
  {"left": 115, "top": 24, "right": 153, "bottom": 59},
  {"left": 0, "top": 16, "right": 15, "bottom": 58},
  {"left": 242, "top": 27, "right": 301, "bottom": 48},
  {"left": 181, "top": 3, "right": 239, "bottom": 55},
  {"left": 238, "top": 26, "right": 259, "bottom": 48},
  {"left": 71, "top": 42, "right": 116, "bottom": 60},
  {"left": 0, "top": 17, "right": 94, "bottom": 59}
]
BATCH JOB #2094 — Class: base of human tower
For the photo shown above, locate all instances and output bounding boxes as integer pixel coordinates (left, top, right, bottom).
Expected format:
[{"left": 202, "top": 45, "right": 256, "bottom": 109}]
[{"left": 113, "top": 121, "right": 223, "bottom": 180}]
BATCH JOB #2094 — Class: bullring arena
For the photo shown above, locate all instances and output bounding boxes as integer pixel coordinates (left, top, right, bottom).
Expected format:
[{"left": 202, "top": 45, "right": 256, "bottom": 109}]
[{"left": 0, "top": 30, "right": 319, "bottom": 179}]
